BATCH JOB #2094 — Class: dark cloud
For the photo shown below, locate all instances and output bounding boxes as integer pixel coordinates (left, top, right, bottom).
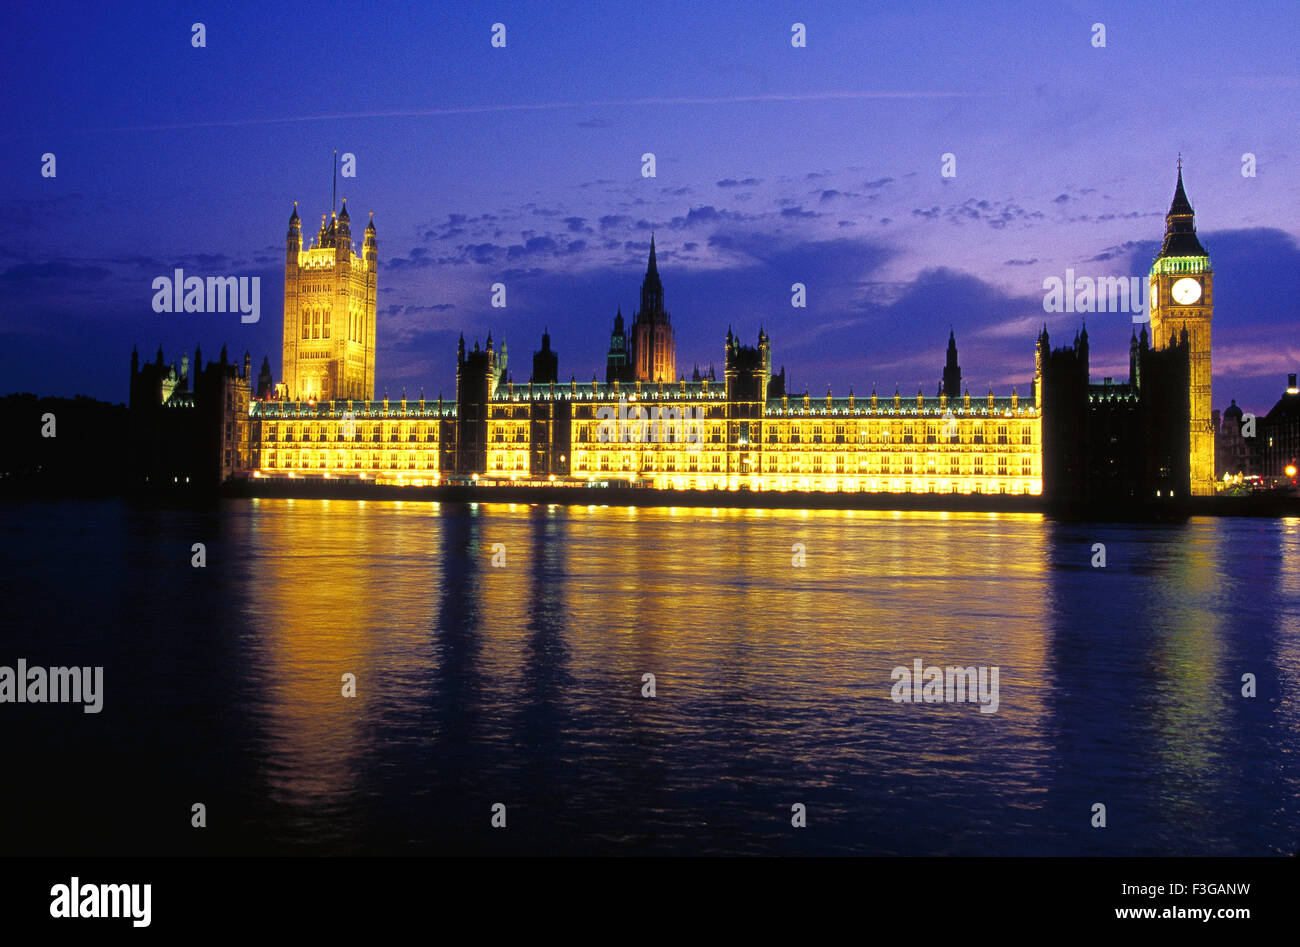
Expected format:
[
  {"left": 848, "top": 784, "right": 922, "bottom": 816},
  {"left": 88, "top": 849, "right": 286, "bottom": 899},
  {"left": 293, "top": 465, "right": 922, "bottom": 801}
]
[
  {"left": 463, "top": 243, "right": 502, "bottom": 265},
  {"left": 662, "top": 205, "right": 757, "bottom": 229},
  {"left": 421, "top": 212, "right": 498, "bottom": 242},
  {"left": 1083, "top": 240, "right": 1149, "bottom": 263},
  {"left": 388, "top": 246, "right": 438, "bottom": 270},
  {"left": 509, "top": 236, "right": 558, "bottom": 259},
  {"left": 716, "top": 177, "right": 760, "bottom": 188},
  {"left": 0, "top": 261, "right": 112, "bottom": 283},
  {"left": 382, "top": 303, "right": 456, "bottom": 317},
  {"left": 913, "top": 198, "right": 1045, "bottom": 229}
]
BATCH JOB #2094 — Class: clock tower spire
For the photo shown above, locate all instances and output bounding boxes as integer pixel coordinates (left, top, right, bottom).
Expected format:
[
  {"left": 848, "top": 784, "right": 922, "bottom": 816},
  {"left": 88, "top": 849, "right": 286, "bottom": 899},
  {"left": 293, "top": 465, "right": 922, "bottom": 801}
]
[{"left": 1148, "top": 160, "right": 1213, "bottom": 495}]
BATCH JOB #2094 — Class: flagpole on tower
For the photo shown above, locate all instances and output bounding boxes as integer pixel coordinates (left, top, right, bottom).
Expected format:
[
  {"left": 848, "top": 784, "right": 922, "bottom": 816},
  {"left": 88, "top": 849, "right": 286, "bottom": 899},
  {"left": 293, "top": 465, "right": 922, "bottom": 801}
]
[{"left": 332, "top": 149, "right": 338, "bottom": 216}]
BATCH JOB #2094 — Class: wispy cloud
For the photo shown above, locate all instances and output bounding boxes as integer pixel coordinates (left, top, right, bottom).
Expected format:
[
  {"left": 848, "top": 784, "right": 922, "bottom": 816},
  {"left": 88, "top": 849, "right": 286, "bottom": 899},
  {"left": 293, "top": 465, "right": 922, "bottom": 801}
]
[{"left": 68, "top": 90, "right": 977, "bottom": 135}]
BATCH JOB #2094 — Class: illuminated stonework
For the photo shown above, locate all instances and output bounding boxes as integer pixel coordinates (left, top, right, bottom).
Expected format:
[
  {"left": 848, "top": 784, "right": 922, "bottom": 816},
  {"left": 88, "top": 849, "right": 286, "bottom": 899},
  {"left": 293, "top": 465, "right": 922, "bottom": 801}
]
[
  {"left": 280, "top": 201, "right": 378, "bottom": 402},
  {"left": 252, "top": 396, "right": 452, "bottom": 486},
  {"left": 240, "top": 199, "right": 1234, "bottom": 500},
  {"left": 1148, "top": 164, "right": 1213, "bottom": 496},
  {"left": 252, "top": 229, "right": 1046, "bottom": 493},
  {"left": 549, "top": 382, "right": 1038, "bottom": 494},
  {"left": 250, "top": 369, "right": 1041, "bottom": 496}
]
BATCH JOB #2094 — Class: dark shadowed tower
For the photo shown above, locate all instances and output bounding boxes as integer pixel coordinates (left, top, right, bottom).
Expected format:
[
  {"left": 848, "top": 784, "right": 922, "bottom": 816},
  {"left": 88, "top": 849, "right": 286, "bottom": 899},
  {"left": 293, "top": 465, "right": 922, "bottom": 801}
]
[
  {"left": 942, "top": 331, "right": 962, "bottom": 399},
  {"left": 531, "top": 328, "right": 558, "bottom": 384},
  {"left": 605, "top": 308, "right": 632, "bottom": 383}
]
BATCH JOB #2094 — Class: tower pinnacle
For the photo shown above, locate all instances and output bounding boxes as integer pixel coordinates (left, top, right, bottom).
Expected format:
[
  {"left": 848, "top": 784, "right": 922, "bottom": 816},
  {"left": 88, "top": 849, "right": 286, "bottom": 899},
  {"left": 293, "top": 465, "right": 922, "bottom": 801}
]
[{"left": 1156, "top": 160, "right": 1206, "bottom": 259}]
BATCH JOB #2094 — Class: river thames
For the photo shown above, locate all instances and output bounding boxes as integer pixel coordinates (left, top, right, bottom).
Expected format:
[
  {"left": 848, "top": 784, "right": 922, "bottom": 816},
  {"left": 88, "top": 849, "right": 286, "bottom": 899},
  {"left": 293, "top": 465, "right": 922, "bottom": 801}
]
[{"left": 2, "top": 498, "right": 1297, "bottom": 855}]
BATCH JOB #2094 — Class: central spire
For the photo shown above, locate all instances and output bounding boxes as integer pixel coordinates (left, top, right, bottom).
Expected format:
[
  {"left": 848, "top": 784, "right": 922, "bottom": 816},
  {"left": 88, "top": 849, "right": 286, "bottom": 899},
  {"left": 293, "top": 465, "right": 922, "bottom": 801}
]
[
  {"left": 628, "top": 234, "right": 675, "bottom": 383},
  {"left": 639, "top": 233, "right": 665, "bottom": 318}
]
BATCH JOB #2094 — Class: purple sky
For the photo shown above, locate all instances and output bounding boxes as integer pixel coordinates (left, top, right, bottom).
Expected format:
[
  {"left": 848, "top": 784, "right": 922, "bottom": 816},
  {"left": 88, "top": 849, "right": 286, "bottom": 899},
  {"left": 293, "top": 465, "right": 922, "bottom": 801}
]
[{"left": 2, "top": 0, "right": 1297, "bottom": 414}]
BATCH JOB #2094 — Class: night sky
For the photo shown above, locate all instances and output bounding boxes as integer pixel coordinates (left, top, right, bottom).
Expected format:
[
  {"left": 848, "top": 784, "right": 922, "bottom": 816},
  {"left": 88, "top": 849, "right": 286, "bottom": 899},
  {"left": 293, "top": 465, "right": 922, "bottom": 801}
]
[{"left": 2, "top": 1, "right": 1297, "bottom": 415}]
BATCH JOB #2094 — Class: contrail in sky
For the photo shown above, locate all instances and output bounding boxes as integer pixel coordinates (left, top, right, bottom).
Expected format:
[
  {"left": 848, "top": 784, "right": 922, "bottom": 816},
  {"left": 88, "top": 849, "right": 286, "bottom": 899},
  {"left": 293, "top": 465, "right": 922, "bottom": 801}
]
[{"left": 93, "top": 89, "right": 973, "bottom": 133}]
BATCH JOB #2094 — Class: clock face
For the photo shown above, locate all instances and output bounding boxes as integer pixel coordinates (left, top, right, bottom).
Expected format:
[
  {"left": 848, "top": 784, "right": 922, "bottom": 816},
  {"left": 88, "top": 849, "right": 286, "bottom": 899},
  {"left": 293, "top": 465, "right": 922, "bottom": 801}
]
[{"left": 1171, "top": 277, "right": 1202, "bottom": 305}]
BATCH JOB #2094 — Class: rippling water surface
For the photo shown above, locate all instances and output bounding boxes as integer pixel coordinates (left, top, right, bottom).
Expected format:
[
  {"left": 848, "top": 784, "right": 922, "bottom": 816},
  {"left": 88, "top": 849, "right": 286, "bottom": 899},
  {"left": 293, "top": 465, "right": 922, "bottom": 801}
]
[{"left": 3, "top": 498, "right": 1298, "bottom": 855}]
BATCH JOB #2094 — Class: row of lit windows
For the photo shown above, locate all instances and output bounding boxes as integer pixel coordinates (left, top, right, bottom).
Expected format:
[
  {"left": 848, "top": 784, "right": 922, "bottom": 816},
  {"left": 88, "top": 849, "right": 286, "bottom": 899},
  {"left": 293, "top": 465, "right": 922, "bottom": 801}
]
[
  {"left": 571, "top": 450, "right": 1037, "bottom": 476},
  {"left": 298, "top": 310, "right": 370, "bottom": 342},
  {"left": 574, "top": 452, "right": 725, "bottom": 473},
  {"left": 493, "top": 418, "right": 1039, "bottom": 446},
  {"left": 263, "top": 451, "right": 438, "bottom": 470},
  {"left": 572, "top": 421, "right": 726, "bottom": 444},
  {"left": 263, "top": 423, "right": 440, "bottom": 442},
  {"left": 764, "top": 422, "right": 1034, "bottom": 445},
  {"left": 565, "top": 438, "right": 1037, "bottom": 459},
  {"left": 568, "top": 403, "right": 729, "bottom": 419},
  {"left": 490, "top": 422, "right": 532, "bottom": 443},
  {"left": 641, "top": 476, "right": 1041, "bottom": 495},
  {"left": 487, "top": 452, "right": 529, "bottom": 471},
  {"left": 761, "top": 456, "right": 1037, "bottom": 476},
  {"left": 301, "top": 309, "right": 330, "bottom": 340}
]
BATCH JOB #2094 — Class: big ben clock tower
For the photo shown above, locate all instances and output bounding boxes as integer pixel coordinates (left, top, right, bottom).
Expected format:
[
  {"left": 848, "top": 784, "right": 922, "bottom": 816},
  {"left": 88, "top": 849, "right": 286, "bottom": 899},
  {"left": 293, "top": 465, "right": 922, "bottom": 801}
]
[{"left": 1148, "top": 160, "right": 1213, "bottom": 496}]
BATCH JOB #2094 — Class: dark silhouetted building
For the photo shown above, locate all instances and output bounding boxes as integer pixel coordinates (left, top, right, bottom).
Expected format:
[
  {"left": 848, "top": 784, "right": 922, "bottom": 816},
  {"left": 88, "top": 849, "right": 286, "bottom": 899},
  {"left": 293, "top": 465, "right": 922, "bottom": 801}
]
[
  {"left": 128, "top": 343, "right": 254, "bottom": 489},
  {"left": 942, "top": 331, "right": 962, "bottom": 399},
  {"left": 1037, "top": 323, "right": 1190, "bottom": 503},
  {"left": 1259, "top": 373, "right": 1300, "bottom": 485}
]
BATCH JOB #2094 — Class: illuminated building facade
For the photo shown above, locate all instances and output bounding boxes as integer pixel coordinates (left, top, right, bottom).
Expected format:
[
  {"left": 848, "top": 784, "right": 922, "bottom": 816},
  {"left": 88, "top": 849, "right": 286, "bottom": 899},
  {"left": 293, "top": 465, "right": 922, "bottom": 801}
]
[
  {"left": 133, "top": 169, "right": 1227, "bottom": 500},
  {"left": 1148, "top": 163, "right": 1214, "bottom": 495},
  {"left": 248, "top": 321, "right": 1042, "bottom": 495},
  {"left": 280, "top": 200, "right": 378, "bottom": 402},
  {"left": 249, "top": 236, "right": 1041, "bottom": 493}
]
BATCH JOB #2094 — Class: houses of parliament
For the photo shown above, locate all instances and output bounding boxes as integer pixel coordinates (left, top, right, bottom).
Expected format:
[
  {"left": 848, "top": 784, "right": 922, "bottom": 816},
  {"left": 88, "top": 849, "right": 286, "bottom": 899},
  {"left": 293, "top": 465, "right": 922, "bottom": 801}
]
[{"left": 129, "top": 166, "right": 1234, "bottom": 502}]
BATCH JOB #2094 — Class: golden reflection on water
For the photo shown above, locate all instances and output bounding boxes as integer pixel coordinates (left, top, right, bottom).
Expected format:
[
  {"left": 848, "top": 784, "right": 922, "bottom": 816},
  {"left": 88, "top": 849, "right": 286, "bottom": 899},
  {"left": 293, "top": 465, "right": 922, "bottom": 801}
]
[
  {"left": 233, "top": 500, "right": 1056, "bottom": 821},
  {"left": 1132, "top": 516, "right": 1300, "bottom": 842},
  {"left": 238, "top": 499, "right": 447, "bottom": 824},
  {"left": 1139, "top": 519, "right": 1228, "bottom": 827}
]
